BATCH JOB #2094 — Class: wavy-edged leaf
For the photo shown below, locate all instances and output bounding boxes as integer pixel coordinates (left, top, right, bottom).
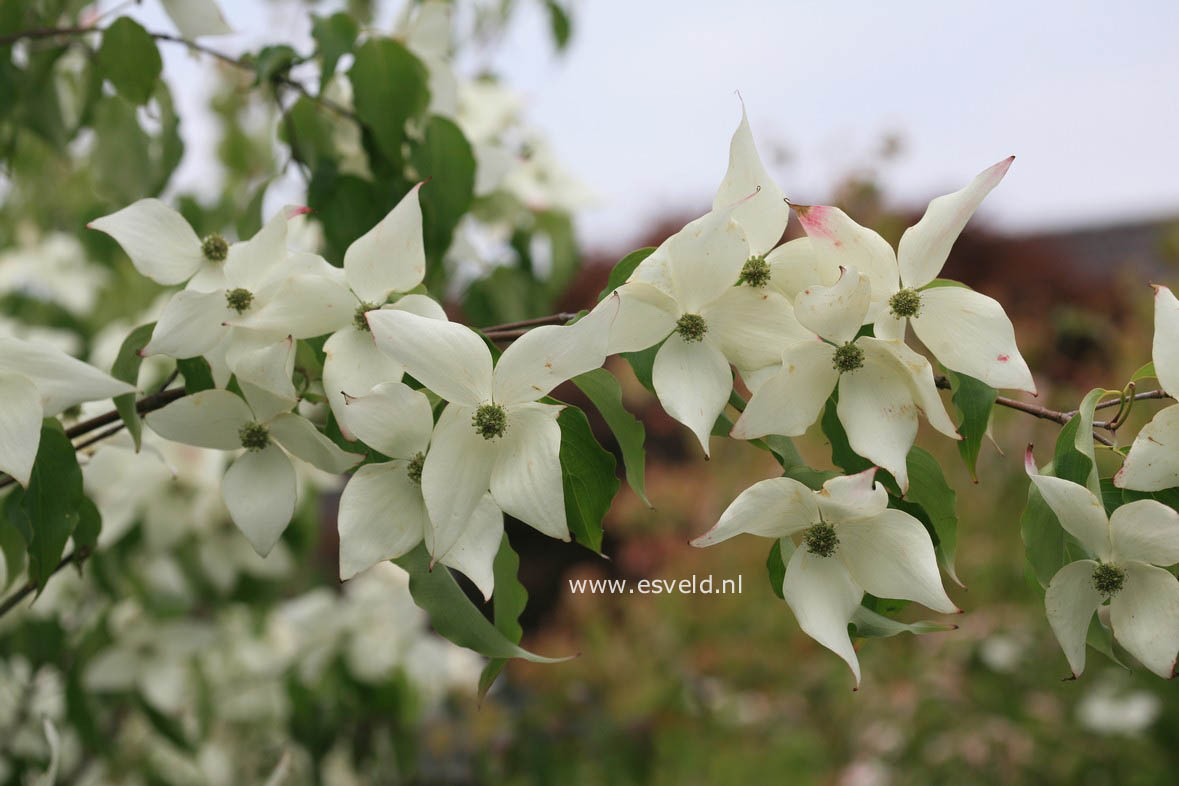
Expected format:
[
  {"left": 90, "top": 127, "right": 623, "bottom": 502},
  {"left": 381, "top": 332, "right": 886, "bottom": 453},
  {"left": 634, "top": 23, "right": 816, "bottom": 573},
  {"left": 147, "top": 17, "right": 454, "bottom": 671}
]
[
  {"left": 96, "top": 18, "right": 162, "bottom": 105},
  {"left": 572, "top": 368, "right": 648, "bottom": 506},
  {"left": 850, "top": 605, "right": 957, "bottom": 638},
  {"left": 478, "top": 534, "right": 528, "bottom": 698},
  {"left": 394, "top": 544, "right": 570, "bottom": 663},
  {"left": 111, "top": 322, "right": 154, "bottom": 450},
  {"left": 13, "top": 421, "right": 83, "bottom": 592},
  {"left": 904, "top": 447, "right": 962, "bottom": 586},
  {"left": 558, "top": 406, "right": 618, "bottom": 553},
  {"left": 946, "top": 369, "right": 996, "bottom": 481},
  {"left": 597, "top": 247, "right": 655, "bottom": 301}
]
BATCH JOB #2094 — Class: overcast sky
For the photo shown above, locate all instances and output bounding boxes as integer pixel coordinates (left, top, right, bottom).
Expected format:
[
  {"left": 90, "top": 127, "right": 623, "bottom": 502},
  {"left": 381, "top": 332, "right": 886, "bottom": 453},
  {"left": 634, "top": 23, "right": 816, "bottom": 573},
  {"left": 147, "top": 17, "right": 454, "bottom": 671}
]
[{"left": 141, "top": 0, "right": 1179, "bottom": 251}]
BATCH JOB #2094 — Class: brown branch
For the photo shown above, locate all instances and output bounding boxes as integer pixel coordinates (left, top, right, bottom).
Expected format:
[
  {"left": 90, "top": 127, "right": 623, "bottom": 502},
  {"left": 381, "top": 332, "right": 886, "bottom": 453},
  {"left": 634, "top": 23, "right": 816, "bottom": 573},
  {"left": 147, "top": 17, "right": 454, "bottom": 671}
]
[
  {"left": 0, "top": 25, "right": 355, "bottom": 120},
  {"left": 0, "top": 548, "right": 90, "bottom": 619}
]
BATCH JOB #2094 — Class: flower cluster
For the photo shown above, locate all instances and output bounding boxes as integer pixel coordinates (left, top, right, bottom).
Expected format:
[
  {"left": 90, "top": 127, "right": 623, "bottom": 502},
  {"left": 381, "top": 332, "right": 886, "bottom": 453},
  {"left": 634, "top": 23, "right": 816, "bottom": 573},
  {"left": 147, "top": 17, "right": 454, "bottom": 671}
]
[{"left": 8, "top": 93, "right": 1179, "bottom": 694}]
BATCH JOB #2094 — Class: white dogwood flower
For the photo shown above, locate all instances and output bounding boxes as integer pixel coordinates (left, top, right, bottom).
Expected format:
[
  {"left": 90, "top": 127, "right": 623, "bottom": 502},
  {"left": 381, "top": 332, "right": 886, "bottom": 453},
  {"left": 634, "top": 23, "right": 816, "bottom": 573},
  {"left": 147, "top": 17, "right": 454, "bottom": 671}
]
[
  {"left": 1115, "top": 285, "right": 1179, "bottom": 491},
  {"left": 1027, "top": 448, "right": 1179, "bottom": 679},
  {"left": 335, "top": 381, "right": 503, "bottom": 598},
  {"left": 302, "top": 184, "right": 449, "bottom": 439},
  {"left": 712, "top": 104, "right": 790, "bottom": 259},
  {"left": 365, "top": 301, "right": 616, "bottom": 555},
  {"left": 145, "top": 387, "right": 362, "bottom": 556},
  {"left": 135, "top": 206, "right": 354, "bottom": 395},
  {"left": 731, "top": 267, "right": 959, "bottom": 491},
  {"left": 691, "top": 468, "right": 957, "bottom": 687},
  {"left": 0, "top": 335, "right": 135, "bottom": 486},
  {"left": 786, "top": 159, "right": 1035, "bottom": 393},
  {"left": 602, "top": 208, "right": 809, "bottom": 454},
  {"left": 90, "top": 198, "right": 264, "bottom": 291}
]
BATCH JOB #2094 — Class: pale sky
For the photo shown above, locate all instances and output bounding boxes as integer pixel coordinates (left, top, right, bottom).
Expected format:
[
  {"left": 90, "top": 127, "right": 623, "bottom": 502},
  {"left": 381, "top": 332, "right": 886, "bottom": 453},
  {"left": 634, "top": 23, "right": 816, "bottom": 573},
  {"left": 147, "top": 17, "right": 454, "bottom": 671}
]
[{"left": 134, "top": 0, "right": 1179, "bottom": 251}]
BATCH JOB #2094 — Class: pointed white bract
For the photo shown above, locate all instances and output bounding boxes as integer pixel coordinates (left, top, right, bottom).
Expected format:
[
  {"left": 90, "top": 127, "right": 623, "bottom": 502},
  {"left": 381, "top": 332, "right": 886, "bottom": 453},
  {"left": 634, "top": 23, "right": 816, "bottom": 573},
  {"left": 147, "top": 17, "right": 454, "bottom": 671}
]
[
  {"left": 782, "top": 160, "right": 1035, "bottom": 395},
  {"left": 315, "top": 187, "right": 450, "bottom": 436},
  {"left": 1116, "top": 286, "right": 1179, "bottom": 491},
  {"left": 598, "top": 207, "right": 809, "bottom": 455},
  {"left": 112, "top": 204, "right": 357, "bottom": 405},
  {"left": 0, "top": 336, "right": 136, "bottom": 487},
  {"left": 691, "top": 468, "right": 957, "bottom": 687},
  {"left": 335, "top": 380, "right": 504, "bottom": 597},
  {"left": 712, "top": 104, "right": 790, "bottom": 257},
  {"left": 145, "top": 388, "right": 362, "bottom": 556},
  {"left": 1027, "top": 449, "right": 1179, "bottom": 678},
  {"left": 366, "top": 300, "right": 616, "bottom": 569},
  {"left": 731, "top": 269, "right": 959, "bottom": 491}
]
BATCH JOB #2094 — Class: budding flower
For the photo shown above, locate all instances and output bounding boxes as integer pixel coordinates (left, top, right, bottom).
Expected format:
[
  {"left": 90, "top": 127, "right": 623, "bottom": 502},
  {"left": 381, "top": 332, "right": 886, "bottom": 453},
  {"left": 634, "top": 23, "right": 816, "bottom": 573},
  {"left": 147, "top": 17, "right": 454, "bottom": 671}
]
[
  {"left": 225, "top": 287, "right": 255, "bottom": 314},
  {"left": 674, "top": 313, "right": 708, "bottom": 343},
  {"left": 471, "top": 403, "right": 508, "bottom": 440},
  {"left": 201, "top": 233, "right": 229, "bottom": 262}
]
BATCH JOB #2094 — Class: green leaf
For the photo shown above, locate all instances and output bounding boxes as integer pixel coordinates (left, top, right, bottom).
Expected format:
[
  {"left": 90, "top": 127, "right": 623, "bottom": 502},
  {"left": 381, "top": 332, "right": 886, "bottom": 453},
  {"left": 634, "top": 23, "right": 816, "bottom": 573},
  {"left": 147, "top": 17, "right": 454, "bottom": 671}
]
[
  {"left": 904, "top": 447, "right": 962, "bottom": 586},
  {"left": 72, "top": 497, "right": 102, "bottom": 558},
  {"left": 1130, "top": 361, "right": 1156, "bottom": 382},
  {"left": 110, "top": 323, "right": 154, "bottom": 451},
  {"left": 96, "top": 18, "right": 162, "bottom": 105},
  {"left": 410, "top": 116, "right": 475, "bottom": 260},
  {"left": 819, "top": 396, "right": 901, "bottom": 495},
  {"left": 622, "top": 341, "right": 660, "bottom": 393},
  {"left": 348, "top": 38, "right": 430, "bottom": 166},
  {"left": 15, "top": 422, "right": 84, "bottom": 592},
  {"left": 766, "top": 537, "right": 792, "bottom": 600},
  {"left": 1021, "top": 420, "right": 1093, "bottom": 588},
  {"left": 597, "top": 247, "right": 655, "bottom": 301},
  {"left": 236, "top": 180, "right": 269, "bottom": 239},
  {"left": 478, "top": 534, "right": 528, "bottom": 698},
  {"left": 558, "top": 406, "right": 619, "bottom": 553},
  {"left": 947, "top": 370, "right": 996, "bottom": 480},
  {"left": 0, "top": 506, "right": 26, "bottom": 591},
  {"left": 572, "top": 368, "right": 649, "bottom": 506},
  {"left": 849, "top": 606, "right": 957, "bottom": 638},
  {"left": 251, "top": 44, "right": 299, "bottom": 85},
  {"left": 543, "top": 0, "right": 573, "bottom": 50},
  {"left": 176, "top": 357, "right": 215, "bottom": 393},
  {"left": 311, "top": 12, "right": 359, "bottom": 91},
  {"left": 1073, "top": 388, "right": 1113, "bottom": 497},
  {"left": 394, "top": 544, "right": 570, "bottom": 663}
]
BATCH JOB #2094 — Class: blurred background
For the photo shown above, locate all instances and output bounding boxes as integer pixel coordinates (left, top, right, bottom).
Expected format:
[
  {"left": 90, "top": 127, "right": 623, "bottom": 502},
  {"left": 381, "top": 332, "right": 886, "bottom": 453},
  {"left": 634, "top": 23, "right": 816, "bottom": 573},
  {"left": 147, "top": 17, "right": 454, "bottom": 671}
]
[{"left": 3, "top": 0, "right": 1179, "bottom": 784}]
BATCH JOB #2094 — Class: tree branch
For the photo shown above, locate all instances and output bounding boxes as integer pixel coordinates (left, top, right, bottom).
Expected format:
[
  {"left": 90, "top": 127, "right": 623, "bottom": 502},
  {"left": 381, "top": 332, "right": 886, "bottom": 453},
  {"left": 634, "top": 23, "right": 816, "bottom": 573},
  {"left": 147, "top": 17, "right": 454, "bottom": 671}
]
[
  {"left": 0, "top": 548, "right": 90, "bottom": 619},
  {"left": 0, "top": 24, "right": 355, "bottom": 120}
]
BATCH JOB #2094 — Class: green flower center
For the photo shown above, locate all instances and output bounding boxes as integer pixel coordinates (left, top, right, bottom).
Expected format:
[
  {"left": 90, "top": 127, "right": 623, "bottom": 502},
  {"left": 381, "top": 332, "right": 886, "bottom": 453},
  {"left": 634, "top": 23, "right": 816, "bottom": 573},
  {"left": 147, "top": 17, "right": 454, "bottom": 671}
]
[
  {"left": 832, "top": 342, "right": 864, "bottom": 373},
  {"left": 472, "top": 403, "right": 508, "bottom": 440},
  {"left": 889, "top": 288, "right": 922, "bottom": 319},
  {"left": 354, "top": 302, "right": 378, "bottom": 332},
  {"left": 675, "top": 313, "right": 708, "bottom": 343},
  {"left": 738, "top": 255, "right": 771, "bottom": 288},
  {"left": 238, "top": 422, "right": 270, "bottom": 451},
  {"left": 803, "top": 522, "right": 839, "bottom": 558},
  {"left": 202, "top": 234, "right": 228, "bottom": 262},
  {"left": 1092, "top": 562, "right": 1126, "bottom": 597},
  {"left": 225, "top": 287, "right": 255, "bottom": 314},
  {"left": 407, "top": 452, "right": 425, "bottom": 485}
]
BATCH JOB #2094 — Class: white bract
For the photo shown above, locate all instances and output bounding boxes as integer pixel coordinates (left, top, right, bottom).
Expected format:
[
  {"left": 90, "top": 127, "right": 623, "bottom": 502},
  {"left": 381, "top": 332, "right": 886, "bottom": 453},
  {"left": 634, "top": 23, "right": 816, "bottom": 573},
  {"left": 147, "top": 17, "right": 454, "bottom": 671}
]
[
  {"left": 312, "top": 184, "right": 450, "bottom": 438},
  {"left": 145, "top": 386, "right": 362, "bottom": 556},
  {"left": 335, "top": 381, "right": 503, "bottom": 598},
  {"left": 90, "top": 198, "right": 251, "bottom": 290},
  {"left": 730, "top": 267, "right": 959, "bottom": 491},
  {"left": 365, "top": 301, "right": 616, "bottom": 560},
  {"left": 0, "top": 335, "right": 135, "bottom": 487},
  {"left": 1026, "top": 449, "right": 1179, "bottom": 679},
  {"left": 604, "top": 207, "right": 808, "bottom": 455},
  {"left": 691, "top": 468, "right": 957, "bottom": 687},
  {"left": 784, "top": 160, "right": 1035, "bottom": 393},
  {"left": 98, "top": 204, "right": 355, "bottom": 394},
  {"left": 1115, "top": 285, "right": 1179, "bottom": 491}
]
